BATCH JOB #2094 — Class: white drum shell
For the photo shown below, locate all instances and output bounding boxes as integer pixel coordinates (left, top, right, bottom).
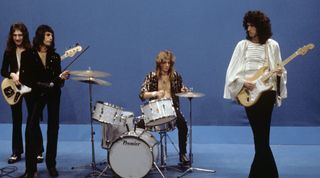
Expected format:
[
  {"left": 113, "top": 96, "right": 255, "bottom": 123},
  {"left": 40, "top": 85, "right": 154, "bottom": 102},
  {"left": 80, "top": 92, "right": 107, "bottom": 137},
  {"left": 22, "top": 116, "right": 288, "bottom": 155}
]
[
  {"left": 92, "top": 101, "right": 124, "bottom": 125},
  {"left": 141, "top": 98, "right": 176, "bottom": 126}
]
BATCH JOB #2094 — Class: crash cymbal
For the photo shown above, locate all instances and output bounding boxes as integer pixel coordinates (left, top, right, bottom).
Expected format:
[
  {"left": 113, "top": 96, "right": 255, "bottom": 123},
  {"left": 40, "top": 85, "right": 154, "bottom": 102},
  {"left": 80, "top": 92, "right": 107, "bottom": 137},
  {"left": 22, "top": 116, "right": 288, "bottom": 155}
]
[
  {"left": 176, "top": 91, "right": 205, "bottom": 98},
  {"left": 72, "top": 77, "right": 112, "bottom": 86},
  {"left": 70, "top": 69, "right": 111, "bottom": 78}
]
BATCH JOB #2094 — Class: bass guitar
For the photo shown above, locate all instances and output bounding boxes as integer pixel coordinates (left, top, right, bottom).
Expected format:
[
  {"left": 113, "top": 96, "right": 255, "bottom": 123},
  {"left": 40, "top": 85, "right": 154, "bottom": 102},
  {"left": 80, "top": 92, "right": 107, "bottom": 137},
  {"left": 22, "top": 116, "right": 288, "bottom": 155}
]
[
  {"left": 1, "top": 45, "right": 82, "bottom": 105},
  {"left": 237, "top": 43, "right": 315, "bottom": 107}
]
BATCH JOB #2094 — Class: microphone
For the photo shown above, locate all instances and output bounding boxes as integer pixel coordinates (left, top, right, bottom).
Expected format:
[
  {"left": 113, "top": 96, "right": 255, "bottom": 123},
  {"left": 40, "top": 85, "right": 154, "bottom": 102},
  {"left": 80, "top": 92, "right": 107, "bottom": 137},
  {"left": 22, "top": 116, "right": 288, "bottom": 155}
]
[{"left": 37, "top": 82, "right": 54, "bottom": 88}]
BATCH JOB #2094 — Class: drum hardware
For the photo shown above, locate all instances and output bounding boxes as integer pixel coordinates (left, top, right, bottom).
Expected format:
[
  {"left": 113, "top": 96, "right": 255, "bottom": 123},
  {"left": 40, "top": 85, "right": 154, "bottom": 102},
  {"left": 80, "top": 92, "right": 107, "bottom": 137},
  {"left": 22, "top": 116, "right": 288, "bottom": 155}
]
[
  {"left": 157, "top": 131, "right": 184, "bottom": 175},
  {"left": 175, "top": 91, "right": 216, "bottom": 178},
  {"left": 70, "top": 67, "right": 112, "bottom": 177}
]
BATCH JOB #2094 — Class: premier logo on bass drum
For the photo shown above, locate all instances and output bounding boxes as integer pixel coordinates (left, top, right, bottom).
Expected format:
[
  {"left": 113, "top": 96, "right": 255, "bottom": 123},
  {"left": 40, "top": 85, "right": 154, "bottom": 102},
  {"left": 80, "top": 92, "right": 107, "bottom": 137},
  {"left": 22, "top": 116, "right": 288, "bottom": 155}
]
[{"left": 123, "top": 140, "right": 140, "bottom": 146}]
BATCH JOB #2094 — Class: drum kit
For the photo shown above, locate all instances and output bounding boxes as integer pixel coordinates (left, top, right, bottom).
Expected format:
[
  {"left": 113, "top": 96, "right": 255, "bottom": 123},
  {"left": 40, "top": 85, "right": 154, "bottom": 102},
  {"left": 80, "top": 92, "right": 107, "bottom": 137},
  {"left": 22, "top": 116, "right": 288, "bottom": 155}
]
[{"left": 70, "top": 69, "right": 215, "bottom": 178}]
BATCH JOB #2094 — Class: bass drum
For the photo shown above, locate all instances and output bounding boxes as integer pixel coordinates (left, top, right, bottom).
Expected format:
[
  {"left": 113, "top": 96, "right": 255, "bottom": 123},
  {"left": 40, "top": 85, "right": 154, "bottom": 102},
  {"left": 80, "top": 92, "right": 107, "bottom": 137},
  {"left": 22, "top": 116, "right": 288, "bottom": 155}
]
[{"left": 108, "top": 128, "right": 159, "bottom": 178}]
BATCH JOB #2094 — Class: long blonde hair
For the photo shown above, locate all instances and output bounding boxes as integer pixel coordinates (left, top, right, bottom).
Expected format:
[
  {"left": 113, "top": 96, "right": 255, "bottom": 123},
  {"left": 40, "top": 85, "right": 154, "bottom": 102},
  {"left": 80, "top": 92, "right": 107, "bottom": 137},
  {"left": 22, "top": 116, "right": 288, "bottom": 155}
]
[{"left": 155, "top": 50, "right": 176, "bottom": 80}]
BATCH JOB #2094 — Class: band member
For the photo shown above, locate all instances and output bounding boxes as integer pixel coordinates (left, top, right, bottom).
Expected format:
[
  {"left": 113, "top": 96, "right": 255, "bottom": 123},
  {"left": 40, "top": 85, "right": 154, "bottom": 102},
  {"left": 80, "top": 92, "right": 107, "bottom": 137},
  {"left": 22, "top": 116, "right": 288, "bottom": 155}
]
[
  {"left": 139, "top": 50, "right": 190, "bottom": 166},
  {"left": 224, "top": 11, "right": 287, "bottom": 178},
  {"left": 19, "top": 25, "right": 69, "bottom": 178},
  {"left": 1, "top": 23, "right": 44, "bottom": 164}
]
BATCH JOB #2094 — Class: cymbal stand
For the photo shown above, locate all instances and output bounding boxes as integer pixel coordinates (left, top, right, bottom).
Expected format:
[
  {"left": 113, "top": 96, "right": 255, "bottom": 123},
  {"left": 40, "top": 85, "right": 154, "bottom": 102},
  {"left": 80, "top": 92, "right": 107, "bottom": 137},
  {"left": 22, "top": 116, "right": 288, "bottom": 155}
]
[
  {"left": 71, "top": 79, "right": 102, "bottom": 177},
  {"left": 178, "top": 97, "right": 216, "bottom": 178},
  {"left": 98, "top": 151, "right": 112, "bottom": 178}
]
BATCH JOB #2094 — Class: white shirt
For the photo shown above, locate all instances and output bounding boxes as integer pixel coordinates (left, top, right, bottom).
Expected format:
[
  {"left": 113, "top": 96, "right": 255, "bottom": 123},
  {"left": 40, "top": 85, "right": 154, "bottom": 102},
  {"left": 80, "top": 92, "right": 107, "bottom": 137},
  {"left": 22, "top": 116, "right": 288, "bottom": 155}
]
[{"left": 223, "top": 39, "right": 287, "bottom": 104}]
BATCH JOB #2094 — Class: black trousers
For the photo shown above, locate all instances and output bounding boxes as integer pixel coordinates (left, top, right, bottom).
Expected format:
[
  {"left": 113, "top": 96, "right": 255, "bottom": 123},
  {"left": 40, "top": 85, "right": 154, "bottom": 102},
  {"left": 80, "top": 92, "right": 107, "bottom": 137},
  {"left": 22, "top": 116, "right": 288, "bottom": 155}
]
[
  {"left": 10, "top": 98, "right": 44, "bottom": 156},
  {"left": 24, "top": 90, "right": 61, "bottom": 173},
  {"left": 175, "top": 108, "right": 188, "bottom": 155},
  {"left": 10, "top": 98, "right": 23, "bottom": 155},
  {"left": 245, "top": 91, "right": 279, "bottom": 178}
]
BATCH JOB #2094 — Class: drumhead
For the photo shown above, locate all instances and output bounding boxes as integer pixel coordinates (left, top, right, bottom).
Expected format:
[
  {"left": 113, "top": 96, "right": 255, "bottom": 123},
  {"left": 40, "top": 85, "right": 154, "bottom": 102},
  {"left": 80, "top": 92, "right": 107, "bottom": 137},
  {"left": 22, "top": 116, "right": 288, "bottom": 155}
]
[{"left": 108, "top": 135, "right": 155, "bottom": 178}]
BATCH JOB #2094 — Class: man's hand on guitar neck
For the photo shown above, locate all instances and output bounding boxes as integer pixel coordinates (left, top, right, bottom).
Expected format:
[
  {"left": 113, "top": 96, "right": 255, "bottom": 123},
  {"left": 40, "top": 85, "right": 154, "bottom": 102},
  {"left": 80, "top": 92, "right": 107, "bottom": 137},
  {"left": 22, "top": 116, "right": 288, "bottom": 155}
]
[
  {"left": 275, "top": 64, "right": 284, "bottom": 76},
  {"left": 9, "top": 73, "right": 21, "bottom": 85}
]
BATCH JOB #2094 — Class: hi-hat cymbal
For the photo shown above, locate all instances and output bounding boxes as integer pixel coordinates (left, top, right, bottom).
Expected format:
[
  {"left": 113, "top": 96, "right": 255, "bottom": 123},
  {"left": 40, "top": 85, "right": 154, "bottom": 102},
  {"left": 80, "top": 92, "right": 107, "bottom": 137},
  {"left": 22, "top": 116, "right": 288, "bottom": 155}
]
[
  {"left": 176, "top": 91, "right": 205, "bottom": 98},
  {"left": 70, "top": 70, "right": 111, "bottom": 78},
  {"left": 71, "top": 77, "right": 112, "bottom": 86}
]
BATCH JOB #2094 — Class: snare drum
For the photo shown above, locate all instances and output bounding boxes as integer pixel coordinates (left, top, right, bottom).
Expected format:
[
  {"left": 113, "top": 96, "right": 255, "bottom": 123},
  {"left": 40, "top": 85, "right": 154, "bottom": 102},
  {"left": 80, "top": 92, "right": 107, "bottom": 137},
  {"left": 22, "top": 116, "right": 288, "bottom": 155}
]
[
  {"left": 141, "top": 98, "right": 176, "bottom": 126},
  {"left": 108, "top": 128, "right": 159, "bottom": 178},
  {"left": 92, "top": 101, "right": 124, "bottom": 125}
]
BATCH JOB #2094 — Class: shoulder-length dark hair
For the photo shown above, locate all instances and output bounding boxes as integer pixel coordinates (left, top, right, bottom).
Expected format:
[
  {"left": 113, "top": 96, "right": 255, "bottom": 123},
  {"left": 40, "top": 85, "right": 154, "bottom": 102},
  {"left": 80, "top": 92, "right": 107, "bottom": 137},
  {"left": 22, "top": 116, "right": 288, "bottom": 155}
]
[
  {"left": 5, "top": 23, "right": 31, "bottom": 52},
  {"left": 243, "top": 10, "right": 272, "bottom": 44},
  {"left": 155, "top": 50, "right": 176, "bottom": 80},
  {"left": 33, "top": 24, "right": 55, "bottom": 52}
]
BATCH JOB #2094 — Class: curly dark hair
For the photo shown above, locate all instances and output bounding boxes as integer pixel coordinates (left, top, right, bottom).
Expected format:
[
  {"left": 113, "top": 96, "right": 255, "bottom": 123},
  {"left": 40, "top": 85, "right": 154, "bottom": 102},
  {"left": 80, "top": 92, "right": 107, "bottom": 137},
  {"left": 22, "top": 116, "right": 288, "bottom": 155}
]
[
  {"left": 5, "top": 23, "right": 31, "bottom": 52},
  {"left": 243, "top": 10, "right": 272, "bottom": 44},
  {"left": 33, "top": 24, "right": 55, "bottom": 52}
]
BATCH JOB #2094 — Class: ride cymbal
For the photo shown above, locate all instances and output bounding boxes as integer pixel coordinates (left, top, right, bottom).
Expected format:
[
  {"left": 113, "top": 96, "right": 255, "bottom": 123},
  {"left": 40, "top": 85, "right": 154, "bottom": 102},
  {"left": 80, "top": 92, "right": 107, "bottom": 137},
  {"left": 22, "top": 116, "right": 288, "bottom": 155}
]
[
  {"left": 70, "top": 69, "right": 111, "bottom": 78},
  {"left": 176, "top": 91, "right": 205, "bottom": 98},
  {"left": 71, "top": 77, "right": 112, "bottom": 86}
]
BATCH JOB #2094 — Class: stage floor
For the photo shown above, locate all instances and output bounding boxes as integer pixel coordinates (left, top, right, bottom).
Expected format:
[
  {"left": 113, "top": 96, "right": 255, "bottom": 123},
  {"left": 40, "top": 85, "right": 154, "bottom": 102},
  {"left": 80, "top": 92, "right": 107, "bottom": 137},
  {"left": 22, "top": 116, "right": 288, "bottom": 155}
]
[{"left": 1, "top": 124, "right": 320, "bottom": 178}]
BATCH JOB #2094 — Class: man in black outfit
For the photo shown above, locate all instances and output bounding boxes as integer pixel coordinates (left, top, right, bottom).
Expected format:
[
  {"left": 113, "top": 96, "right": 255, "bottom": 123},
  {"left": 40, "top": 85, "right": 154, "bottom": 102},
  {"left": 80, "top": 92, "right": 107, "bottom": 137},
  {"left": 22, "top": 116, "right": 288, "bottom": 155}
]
[
  {"left": 1, "top": 23, "right": 44, "bottom": 164},
  {"left": 19, "top": 25, "right": 69, "bottom": 178}
]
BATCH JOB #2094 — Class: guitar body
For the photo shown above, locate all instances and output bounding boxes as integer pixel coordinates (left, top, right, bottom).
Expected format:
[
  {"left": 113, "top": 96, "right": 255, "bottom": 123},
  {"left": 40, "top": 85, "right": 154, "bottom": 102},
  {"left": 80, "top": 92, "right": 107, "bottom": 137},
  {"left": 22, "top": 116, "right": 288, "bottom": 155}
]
[
  {"left": 237, "top": 66, "right": 273, "bottom": 107},
  {"left": 1, "top": 78, "right": 31, "bottom": 105}
]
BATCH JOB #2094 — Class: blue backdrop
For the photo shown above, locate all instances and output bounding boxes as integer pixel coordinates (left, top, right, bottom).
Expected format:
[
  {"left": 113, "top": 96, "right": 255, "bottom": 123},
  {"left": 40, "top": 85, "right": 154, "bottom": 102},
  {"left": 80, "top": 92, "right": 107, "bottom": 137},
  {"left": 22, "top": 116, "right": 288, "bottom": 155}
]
[{"left": 0, "top": 0, "right": 319, "bottom": 126}]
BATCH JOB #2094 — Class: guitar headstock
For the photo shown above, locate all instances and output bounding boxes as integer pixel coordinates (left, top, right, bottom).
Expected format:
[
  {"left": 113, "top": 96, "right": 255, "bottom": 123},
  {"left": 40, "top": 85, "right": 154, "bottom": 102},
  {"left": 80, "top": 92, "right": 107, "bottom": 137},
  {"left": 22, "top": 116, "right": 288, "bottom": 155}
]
[
  {"left": 61, "top": 45, "right": 82, "bottom": 60},
  {"left": 64, "top": 45, "right": 82, "bottom": 57},
  {"left": 297, "top": 43, "right": 315, "bottom": 56}
]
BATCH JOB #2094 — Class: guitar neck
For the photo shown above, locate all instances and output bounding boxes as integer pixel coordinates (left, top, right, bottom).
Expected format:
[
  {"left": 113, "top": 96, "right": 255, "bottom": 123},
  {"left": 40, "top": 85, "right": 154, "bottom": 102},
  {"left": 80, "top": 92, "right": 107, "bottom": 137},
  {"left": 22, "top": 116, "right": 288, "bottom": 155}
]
[
  {"left": 261, "top": 50, "right": 300, "bottom": 82},
  {"left": 60, "top": 55, "right": 67, "bottom": 61},
  {"left": 282, "top": 51, "right": 300, "bottom": 66}
]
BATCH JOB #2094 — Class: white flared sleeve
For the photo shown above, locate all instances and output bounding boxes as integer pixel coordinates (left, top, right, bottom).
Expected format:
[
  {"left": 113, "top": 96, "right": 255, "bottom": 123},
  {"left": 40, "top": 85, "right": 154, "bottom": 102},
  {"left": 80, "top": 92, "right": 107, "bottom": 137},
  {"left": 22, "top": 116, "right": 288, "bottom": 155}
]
[
  {"left": 268, "top": 39, "right": 288, "bottom": 100},
  {"left": 223, "top": 40, "right": 247, "bottom": 100}
]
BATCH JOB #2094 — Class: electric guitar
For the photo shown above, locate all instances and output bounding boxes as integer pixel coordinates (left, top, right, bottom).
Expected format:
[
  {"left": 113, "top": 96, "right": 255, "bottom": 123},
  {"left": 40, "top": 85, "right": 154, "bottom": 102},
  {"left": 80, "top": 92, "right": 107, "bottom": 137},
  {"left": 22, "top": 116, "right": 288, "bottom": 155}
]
[
  {"left": 1, "top": 45, "right": 82, "bottom": 105},
  {"left": 237, "top": 43, "right": 315, "bottom": 107}
]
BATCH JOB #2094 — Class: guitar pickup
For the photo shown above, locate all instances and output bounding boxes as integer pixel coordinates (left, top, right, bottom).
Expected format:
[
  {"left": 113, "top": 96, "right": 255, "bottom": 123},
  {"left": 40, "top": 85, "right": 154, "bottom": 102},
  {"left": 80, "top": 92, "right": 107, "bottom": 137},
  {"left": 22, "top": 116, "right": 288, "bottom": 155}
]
[
  {"left": 4, "top": 86, "right": 14, "bottom": 98},
  {"left": 14, "top": 92, "right": 21, "bottom": 102}
]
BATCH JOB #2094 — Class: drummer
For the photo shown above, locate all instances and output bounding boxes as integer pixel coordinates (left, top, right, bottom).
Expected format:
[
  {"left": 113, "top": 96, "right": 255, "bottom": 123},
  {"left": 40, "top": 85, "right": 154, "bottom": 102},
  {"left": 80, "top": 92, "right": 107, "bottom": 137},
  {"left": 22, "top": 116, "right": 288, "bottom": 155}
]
[{"left": 139, "top": 50, "right": 190, "bottom": 166}]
